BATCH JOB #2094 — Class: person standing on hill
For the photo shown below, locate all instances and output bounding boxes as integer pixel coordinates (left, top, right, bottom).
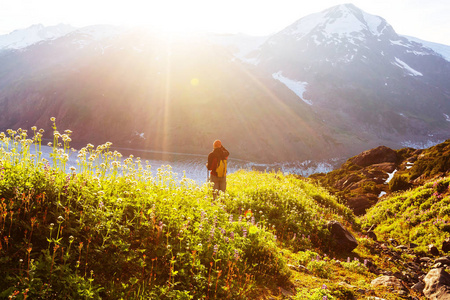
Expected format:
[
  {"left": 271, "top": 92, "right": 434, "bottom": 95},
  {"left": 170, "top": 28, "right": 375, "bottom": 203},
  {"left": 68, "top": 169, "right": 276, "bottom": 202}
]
[{"left": 207, "top": 140, "right": 230, "bottom": 197}]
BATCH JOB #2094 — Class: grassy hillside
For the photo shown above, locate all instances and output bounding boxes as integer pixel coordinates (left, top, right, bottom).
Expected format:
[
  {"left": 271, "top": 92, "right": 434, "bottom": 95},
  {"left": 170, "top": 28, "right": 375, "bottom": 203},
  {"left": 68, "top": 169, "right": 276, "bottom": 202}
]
[
  {"left": 0, "top": 122, "right": 432, "bottom": 299},
  {"left": 361, "top": 176, "right": 450, "bottom": 252}
]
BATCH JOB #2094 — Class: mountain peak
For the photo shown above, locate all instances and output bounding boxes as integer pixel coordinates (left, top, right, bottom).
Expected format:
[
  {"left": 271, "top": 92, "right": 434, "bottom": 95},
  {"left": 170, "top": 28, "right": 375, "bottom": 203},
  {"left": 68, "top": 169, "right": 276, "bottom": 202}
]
[
  {"left": 0, "top": 23, "right": 76, "bottom": 50},
  {"left": 279, "top": 3, "right": 395, "bottom": 42}
]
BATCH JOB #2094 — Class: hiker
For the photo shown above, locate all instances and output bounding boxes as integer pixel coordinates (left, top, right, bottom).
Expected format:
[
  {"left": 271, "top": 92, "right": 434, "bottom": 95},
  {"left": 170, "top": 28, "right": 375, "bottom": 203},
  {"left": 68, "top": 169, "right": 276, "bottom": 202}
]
[{"left": 206, "top": 140, "right": 229, "bottom": 196}]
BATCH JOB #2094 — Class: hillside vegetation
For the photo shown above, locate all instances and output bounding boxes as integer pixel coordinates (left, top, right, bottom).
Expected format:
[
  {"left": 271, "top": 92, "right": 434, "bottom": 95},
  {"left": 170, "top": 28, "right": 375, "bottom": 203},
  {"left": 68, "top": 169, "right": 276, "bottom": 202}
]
[
  {"left": 310, "top": 141, "right": 450, "bottom": 215},
  {"left": 1, "top": 122, "right": 448, "bottom": 299}
]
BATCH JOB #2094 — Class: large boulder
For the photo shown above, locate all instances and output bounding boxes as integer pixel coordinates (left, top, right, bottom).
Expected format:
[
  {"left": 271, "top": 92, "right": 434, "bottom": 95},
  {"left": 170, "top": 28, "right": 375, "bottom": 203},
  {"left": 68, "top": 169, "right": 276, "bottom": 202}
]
[
  {"left": 347, "top": 193, "right": 379, "bottom": 215},
  {"left": 327, "top": 221, "right": 358, "bottom": 253},
  {"left": 424, "top": 268, "right": 450, "bottom": 299},
  {"left": 443, "top": 238, "right": 450, "bottom": 253},
  {"left": 349, "top": 146, "right": 398, "bottom": 167},
  {"left": 371, "top": 276, "right": 408, "bottom": 295}
]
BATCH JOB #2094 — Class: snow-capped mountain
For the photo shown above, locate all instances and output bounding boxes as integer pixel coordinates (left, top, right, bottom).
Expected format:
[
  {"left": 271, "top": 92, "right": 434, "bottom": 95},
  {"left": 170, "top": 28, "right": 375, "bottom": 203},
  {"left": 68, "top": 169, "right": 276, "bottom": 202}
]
[
  {"left": 0, "top": 4, "right": 449, "bottom": 163},
  {"left": 248, "top": 3, "right": 450, "bottom": 152},
  {"left": 0, "top": 24, "right": 76, "bottom": 50}
]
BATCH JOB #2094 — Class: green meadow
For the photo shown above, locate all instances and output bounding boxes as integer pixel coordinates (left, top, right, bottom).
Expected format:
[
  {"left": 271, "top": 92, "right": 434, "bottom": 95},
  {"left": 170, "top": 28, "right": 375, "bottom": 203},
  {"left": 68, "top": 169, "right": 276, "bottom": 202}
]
[{"left": 1, "top": 120, "right": 447, "bottom": 299}]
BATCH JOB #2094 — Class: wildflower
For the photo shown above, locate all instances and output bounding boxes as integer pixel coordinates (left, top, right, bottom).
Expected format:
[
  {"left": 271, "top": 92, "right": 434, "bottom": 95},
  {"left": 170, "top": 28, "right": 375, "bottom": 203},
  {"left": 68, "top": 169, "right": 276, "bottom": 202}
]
[
  {"left": 230, "top": 232, "right": 234, "bottom": 240},
  {"left": 323, "top": 296, "right": 328, "bottom": 300},
  {"left": 242, "top": 228, "right": 247, "bottom": 238},
  {"left": 245, "top": 209, "right": 252, "bottom": 219},
  {"left": 50, "top": 117, "right": 56, "bottom": 122},
  {"left": 234, "top": 249, "right": 239, "bottom": 260},
  {"left": 322, "top": 284, "right": 327, "bottom": 289},
  {"left": 213, "top": 244, "right": 219, "bottom": 255}
]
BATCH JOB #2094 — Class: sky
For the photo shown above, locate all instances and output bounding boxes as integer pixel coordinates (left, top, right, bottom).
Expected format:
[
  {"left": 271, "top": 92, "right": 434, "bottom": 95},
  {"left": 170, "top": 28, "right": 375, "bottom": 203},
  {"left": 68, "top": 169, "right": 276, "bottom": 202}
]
[{"left": 0, "top": 0, "right": 449, "bottom": 45}]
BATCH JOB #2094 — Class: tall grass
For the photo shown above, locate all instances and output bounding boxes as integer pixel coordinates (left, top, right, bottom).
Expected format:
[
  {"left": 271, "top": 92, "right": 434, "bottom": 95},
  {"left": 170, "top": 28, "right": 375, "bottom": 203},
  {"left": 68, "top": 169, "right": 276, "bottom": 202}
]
[{"left": 0, "top": 119, "right": 354, "bottom": 299}]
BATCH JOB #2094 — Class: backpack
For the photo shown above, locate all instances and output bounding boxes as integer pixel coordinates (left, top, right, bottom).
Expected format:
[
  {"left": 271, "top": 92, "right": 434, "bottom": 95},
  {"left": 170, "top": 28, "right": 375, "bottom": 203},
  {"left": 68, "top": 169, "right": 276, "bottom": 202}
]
[{"left": 216, "top": 159, "right": 227, "bottom": 177}]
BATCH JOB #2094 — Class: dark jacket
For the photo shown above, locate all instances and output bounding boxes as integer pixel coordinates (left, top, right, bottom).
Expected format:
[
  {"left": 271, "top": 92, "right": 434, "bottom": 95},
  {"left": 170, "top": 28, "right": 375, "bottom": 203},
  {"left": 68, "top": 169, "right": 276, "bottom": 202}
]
[{"left": 207, "top": 147, "right": 229, "bottom": 177}]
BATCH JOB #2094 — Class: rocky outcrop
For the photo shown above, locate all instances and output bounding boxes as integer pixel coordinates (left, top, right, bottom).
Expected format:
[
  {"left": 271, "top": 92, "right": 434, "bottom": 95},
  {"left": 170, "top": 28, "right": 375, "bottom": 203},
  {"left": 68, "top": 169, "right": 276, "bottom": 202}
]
[
  {"left": 371, "top": 276, "right": 407, "bottom": 295},
  {"left": 349, "top": 146, "right": 398, "bottom": 167},
  {"left": 347, "top": 194, "right": 379, "bottom": 216},
  {"left": 310, "top": 141, "right": 450, "bottom": 215},
  {"left": 424, "top": 268, "right": 450, "bottom": 299},
  {"left": 327, "top": 221, "right": 358, "bottom": 253}
]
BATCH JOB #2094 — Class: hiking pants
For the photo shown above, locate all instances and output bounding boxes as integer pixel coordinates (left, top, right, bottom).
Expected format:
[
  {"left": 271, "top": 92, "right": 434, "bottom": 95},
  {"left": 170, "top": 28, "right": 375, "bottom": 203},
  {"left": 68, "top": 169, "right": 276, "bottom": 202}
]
[{"left": 210, "top": 175, "right": 226, "bottom": 193}]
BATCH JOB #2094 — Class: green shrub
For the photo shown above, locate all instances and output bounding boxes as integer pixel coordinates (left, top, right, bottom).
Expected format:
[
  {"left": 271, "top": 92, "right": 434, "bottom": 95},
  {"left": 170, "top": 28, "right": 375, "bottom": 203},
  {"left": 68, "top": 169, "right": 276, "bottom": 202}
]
[
  {"left": 307, "top": 260, "right": 331, "bottom": 279},
  {"left": 389, "top": 174, "right": 410, "bottom": 192}
]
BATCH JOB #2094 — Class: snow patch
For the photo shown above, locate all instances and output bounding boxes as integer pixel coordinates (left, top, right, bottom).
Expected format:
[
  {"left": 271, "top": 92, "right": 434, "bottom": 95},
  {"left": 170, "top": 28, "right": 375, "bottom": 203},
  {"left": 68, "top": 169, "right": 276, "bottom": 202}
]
[
  {"left": 444, "top": 114, "right": 450, "bottom": 122},
  {"left": 378, "top": 191, "right": 387, "bottom": 198},
  {"left": 393, "top": 57, "right": 423, "bottom": 76},
  {"left": 135, "top": 132, "right": 145, "bottom": 139},
  {"left": 403, "top": 35, "right": 450, "bottom": 62},
  {"left": 406, "top": 50, "right": 429, "bottom": 56},
  {"left": 272, "top": 72, "right": 312, "bottom": 105},
  {"left": 385, "top": 169, "right": 397, "bottom": 184},
  {"left": 0, "top": 24, "right": 75, "bottom": 50},
  {"left": 390, "top": 39, "right": 412, "bottom": 48}
]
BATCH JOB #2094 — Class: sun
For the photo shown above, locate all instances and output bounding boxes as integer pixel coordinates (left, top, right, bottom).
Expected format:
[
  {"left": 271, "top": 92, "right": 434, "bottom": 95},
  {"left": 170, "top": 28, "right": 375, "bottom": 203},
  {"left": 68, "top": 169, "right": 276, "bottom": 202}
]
[{"left": 99, "top": 0, "right": 221, "bottom": 33}]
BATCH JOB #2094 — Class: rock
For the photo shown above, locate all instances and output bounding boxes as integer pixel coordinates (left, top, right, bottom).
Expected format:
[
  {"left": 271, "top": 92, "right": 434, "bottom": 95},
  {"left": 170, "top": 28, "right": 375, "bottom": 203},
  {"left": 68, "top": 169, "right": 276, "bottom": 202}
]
[
  {"left": 433, "top": 262, "right": 445, "bottom": 269},
  {"left": 411, "top": 281, "right": 425, "bottom": 292},
  {"left": 279, "top": 287, "right": 294, "bottom": 297},
  {"left": 405, "top": 261, "right": 422, "bottom": 271},
  {"left": 409, "top": 243, "right": 419, "bottom": 249},
  {"left": 423, "top": 268, "right": 450, "bottom": 299},
  {"left": 430, "top": 244, "right": 441, "bottom": 256},
  {"left": 420, "top": 257, "right": 433, "bottom": 264},
  {"left": 367, "top": 230, "right": 377, "bottom": 241},
  {"left": 389, "top": 238, "right": 399, "bottom": 247},
  {"left": 435, "top": 257, "right": 450, "bottom": 266},
  {"left": 347, "top": 194, "right": 378, "bottom": 215},
  {"left": 327, "top": 221, "right": 358, "bottom": 253},
  {"left": 396, "top": 245, "right": 408, "bottom": 250},
  {"left": 371, "top": 276, "right": 407, "bottom": 294},
  {"left": 443, "top": 238, "right": 450, "bottom": 253},
  {"left": 349, "top": 146, "right": 398, "bottom": 167}
]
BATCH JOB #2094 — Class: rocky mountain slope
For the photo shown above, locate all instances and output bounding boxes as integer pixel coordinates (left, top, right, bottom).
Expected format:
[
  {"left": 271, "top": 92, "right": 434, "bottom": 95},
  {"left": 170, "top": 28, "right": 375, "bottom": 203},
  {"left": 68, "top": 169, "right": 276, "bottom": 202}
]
[
  {"left": 0, "top": 4, "right": 450, "bottom": 163},
  {"left": 310, "top": 139, "right": 450, "bottom": 215}
]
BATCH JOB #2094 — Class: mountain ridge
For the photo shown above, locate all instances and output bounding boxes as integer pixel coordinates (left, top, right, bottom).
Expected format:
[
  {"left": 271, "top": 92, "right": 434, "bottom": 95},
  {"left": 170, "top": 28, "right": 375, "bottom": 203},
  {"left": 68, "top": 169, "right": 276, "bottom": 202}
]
[{"left": 0, "top": 4, "right": 449, "bottom": 164}]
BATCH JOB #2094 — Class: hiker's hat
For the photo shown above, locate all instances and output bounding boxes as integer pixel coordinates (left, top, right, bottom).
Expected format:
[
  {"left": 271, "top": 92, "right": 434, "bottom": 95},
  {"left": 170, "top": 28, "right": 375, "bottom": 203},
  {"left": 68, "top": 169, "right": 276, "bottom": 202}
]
[{"left": 213, "top": 140, "right": 222, "bottom": 149}]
